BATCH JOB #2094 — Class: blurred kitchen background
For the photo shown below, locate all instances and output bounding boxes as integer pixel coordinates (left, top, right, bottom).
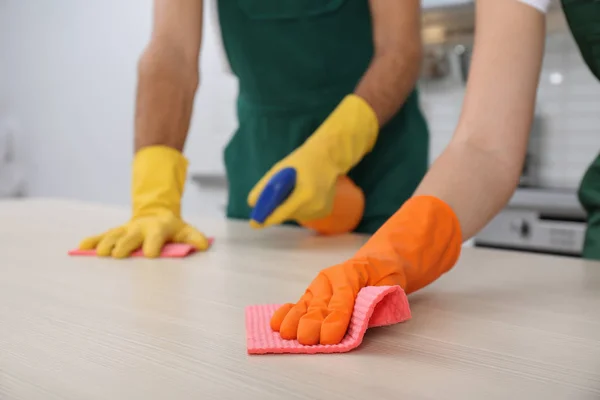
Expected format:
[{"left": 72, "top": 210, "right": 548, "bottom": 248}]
[{"left": 0, "top": 0, "right": 598, "bottom": 256}]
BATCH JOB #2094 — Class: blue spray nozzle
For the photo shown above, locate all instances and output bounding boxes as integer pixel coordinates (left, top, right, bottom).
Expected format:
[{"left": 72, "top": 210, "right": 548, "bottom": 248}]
[{"left": 250, "top": 167, "right": 297, "bottom": 224}]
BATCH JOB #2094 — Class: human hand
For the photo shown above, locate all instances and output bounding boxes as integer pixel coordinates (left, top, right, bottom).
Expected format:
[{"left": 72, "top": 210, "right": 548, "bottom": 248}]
[
  {"left": 78, "top": 145, "right": 209, "bottom": 258},
  {"left": 270, "top": 257, "right": 405, "bottom": 345},
  {"left": 270, "top": 196, "right": 463, "bottom": 345},
  {"left": 79, "top": 212, "right": 209, "bottom": 258},
  {"left": 248, "top": 95, "right": 378, "bottom": 228}
]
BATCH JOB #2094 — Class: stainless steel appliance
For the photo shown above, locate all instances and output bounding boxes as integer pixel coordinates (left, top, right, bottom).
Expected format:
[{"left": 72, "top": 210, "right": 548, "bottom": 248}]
[
  {"left": 474, "top": 188, "right": 586, "bottom": 256},
  {"left": 473, "top": 108, "right": 587, "bottom": 256}
]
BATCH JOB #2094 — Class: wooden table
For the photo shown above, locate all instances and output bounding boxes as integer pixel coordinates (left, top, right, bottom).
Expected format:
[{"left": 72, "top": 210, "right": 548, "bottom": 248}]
[{"left": 1, "top": 199, "right": 599, "bottom": 399}]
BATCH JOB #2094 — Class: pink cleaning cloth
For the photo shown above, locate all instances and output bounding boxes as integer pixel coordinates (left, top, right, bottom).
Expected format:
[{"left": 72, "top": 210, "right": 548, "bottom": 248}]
[
  {"left": 245, "top": 285, "right": 411, "bottom": 355},
  {"left": 68, "top": 238, "right": 214, "bottom": 258}
]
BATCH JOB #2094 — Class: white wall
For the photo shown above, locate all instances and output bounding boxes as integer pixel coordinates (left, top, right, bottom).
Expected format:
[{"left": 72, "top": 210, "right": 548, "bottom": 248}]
[
  {"left": 1, "top": 1, "right": 11, "bottom": 114},
  {"left": 2, "top": 0, "right": 238, "bottom": 213}
]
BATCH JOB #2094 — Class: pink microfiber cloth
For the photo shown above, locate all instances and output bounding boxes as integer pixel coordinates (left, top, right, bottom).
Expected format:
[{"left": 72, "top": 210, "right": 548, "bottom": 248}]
[
  {"left": 245, "top": 285, "right": 411, "bottom": 355},
  {"left": 68, "top": 238, "right": 214, "bottom": 258}
]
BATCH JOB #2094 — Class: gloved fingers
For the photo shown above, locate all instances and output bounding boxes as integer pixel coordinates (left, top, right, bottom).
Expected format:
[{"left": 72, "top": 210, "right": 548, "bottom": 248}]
[
  {"left": 95, "top": 228, "right": 126, "bottom": 257},
  {"left": 142, "top": 225, "right": 168, "bottom": 258},
  {"left": 297, "top": 278, "right": 333, "bottom": 345},
  {"left": 78, "top": 233, "right": 105, "bottom": 250},
  {"left": 320, "top": 282, "right": 356, "bottom": 345},
  {"left": 173, "top": 225, "right": 210, "bottom": 251},
  {"left": 247, "top": 167, "right": 279, "bottom": 208},
  {"left": 79, "top": 225, "right": 125, "bottom": 250},
  {"left": 375, "top": 273, "right": 406, "bottom": 289},
  {"left": 112, "top": 230, "right": 144, "bottom": 259},
  {"left": 278, "top": 291, "right": 313, "bottom": 340},
  {"left": 260, "top": 192, "right": 305, "bottom": 228},
  {"left": 270, "top": 303, "right": 295, "bottom": 332}
]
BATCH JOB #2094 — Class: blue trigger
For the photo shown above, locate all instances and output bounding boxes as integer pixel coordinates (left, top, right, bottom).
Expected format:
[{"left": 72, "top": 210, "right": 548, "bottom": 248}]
[{"left": 250, "top": 167, "right": 297, "bottom": 224}]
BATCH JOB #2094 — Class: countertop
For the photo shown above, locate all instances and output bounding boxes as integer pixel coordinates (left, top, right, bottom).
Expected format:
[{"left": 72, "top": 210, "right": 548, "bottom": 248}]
[{"left": 1, "top": 199, "right": 599, "bottom": 400}]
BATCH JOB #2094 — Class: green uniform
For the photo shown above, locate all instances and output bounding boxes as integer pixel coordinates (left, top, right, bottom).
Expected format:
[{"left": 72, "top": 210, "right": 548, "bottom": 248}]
[
  {"left": 561, "top": 0, "right": 600, "bottom": 259},
  {"left": 217, "top": 0, "right": 429, "bottom": 234}
]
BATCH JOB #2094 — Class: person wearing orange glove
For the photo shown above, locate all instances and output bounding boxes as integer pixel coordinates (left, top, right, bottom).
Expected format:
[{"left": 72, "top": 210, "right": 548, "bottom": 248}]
[
  {"left": 271, "top": 195, "right": 462, "bottom": 345},
  {"left": 272, "top": 0, "right": 600, "bottom": 344},
  {"left": 78, "top": 0, "right": 429, "bottom": 257}
]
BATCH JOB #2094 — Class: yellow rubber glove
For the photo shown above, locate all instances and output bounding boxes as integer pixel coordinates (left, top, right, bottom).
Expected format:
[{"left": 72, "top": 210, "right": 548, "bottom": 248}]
[
  {"left": 270, "top": 196, "right": 462, "bottom": 345},
  {"left": 78, "top": 146, "right": 209, "bottom": 258},
  {"left": 248, "top": 94, "right": 379, "bottom": 228}
]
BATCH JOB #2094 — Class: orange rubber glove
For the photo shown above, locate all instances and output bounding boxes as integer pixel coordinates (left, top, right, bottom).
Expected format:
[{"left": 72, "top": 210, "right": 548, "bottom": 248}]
[
  {"left": 300, "top": 176, "right": 365, "bottom": 235},
  {"left": 270, "top": 195, "right": 462, "bottom": 345}
]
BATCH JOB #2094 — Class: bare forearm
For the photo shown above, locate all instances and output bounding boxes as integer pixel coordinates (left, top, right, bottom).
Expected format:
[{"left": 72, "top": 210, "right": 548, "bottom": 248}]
[
  {"left": 414, "top": 139, "right": 522, "bottom": 240},
  {"left": 354, "top": 49, "right": 421, "bottom": 126},
  {"left": 134, "top": 45, "right": 199, "bottom": 152},
  {"left": 357, "top": 0, "right": 422, "bottom": 126},
  {"left": 415, "top": 0, "right": 546, "bottom": 240}
]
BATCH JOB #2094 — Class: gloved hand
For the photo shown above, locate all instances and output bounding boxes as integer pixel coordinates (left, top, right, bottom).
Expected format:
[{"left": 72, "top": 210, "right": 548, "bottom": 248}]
[
  {"left": 78, "top": 146, "right": 209, "bottom": 258},
  {"left": 270, "top": 196, "right": 463, "bottom": 345},
  {"left": 247, "top": 94, "right": 379, "bottom": 228}
]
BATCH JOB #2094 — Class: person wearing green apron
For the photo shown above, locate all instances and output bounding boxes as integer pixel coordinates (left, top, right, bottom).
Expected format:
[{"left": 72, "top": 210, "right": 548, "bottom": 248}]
[
  {"left": 77, "top": 0, "right": 427, "bottom": 258},
  {"left": 219, "top": 0, "right": 427, "bottom": 233},
  {"left": 562, "top": 0, "right": 600, "bottom": 259}
]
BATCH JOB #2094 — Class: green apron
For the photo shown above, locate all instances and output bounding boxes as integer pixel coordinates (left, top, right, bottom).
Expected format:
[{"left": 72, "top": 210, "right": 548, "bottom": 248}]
[
  {"left": 217, "top": 0, "right": 429, "bottom": 234},
  {"left": 561, "top": 0, "right": 600, "bottom": 259}
]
